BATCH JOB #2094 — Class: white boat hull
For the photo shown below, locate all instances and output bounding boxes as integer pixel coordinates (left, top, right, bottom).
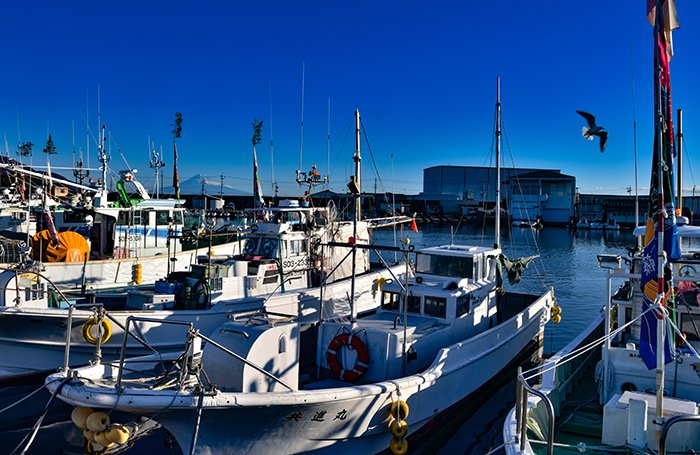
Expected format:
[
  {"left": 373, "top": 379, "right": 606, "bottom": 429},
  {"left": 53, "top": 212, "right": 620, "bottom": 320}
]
[
  {"left": 49, "top": 289, "right": 553, "bottom": 454},
  {"left": 30, "top": 240, "right": 241, "bottom": 291},
  {"left": 0, "top": 267, "right": 398, "bottom": 375}
]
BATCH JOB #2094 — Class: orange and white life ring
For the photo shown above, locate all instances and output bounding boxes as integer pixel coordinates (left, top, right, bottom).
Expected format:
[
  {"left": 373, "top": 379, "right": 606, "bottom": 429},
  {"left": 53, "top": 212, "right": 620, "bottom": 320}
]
[{"left": 326, "top": 333, "right": 369, "bottom": 382}]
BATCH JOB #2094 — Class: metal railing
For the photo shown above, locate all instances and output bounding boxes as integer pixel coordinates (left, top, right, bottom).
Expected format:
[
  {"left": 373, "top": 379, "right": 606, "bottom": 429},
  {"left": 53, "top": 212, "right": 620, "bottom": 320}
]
[
  {"left": 114, "top": 316, "right": 293, "bottom": 392},
  {"left": 659, "top": 414, "right": 700, "bottom": 455},
  {"left": 515, "top": 366, "right": 555, "bottom": 455}
]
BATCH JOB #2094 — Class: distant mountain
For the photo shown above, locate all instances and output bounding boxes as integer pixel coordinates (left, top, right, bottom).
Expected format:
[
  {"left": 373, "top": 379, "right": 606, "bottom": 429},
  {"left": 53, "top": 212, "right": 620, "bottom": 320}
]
[{"left": 178, "top": 174, "right": 250, "bottom": 196}]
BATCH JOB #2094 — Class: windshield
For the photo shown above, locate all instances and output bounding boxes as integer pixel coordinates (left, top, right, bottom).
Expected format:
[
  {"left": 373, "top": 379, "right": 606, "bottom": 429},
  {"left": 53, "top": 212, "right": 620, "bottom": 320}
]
[{"left": 416, "top": 253, "right": 473, "bottom": 278}]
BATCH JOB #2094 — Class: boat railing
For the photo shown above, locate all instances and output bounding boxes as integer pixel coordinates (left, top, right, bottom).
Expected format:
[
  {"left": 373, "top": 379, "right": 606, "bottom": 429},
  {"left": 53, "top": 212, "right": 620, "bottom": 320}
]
[
  {"left": 659, "top": 414, "right": 700, "bottom": 455},
  {"left": 515, "top": 366, "right": 554, "bottom": 455},
  {"left": 113, "top": 316, "right": 293, "bottom": 392}
]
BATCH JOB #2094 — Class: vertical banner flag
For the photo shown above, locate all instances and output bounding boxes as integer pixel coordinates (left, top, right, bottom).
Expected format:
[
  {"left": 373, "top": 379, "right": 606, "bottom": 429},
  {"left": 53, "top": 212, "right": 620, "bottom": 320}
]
[
  {"left": 640, "top": 0, "right": 681, "bottom": 370},
  {"left": 173, "top": 142, "right": 180, "bottom": 199},
  {"left": 253, "top": 148, "right": 266, "bottom": 209}
]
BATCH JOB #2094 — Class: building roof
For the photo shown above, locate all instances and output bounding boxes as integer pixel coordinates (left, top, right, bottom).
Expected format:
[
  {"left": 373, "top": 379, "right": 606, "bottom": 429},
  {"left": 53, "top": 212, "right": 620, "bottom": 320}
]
[{"left": 509, "top": 169, "right": 575, "bottom": 180}]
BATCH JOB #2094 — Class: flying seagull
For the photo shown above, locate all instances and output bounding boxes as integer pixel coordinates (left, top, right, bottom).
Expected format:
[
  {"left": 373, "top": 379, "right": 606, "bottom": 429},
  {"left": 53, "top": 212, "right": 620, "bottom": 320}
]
[{"left": 576, "top": 110, "right": 608, "bottom": 152}]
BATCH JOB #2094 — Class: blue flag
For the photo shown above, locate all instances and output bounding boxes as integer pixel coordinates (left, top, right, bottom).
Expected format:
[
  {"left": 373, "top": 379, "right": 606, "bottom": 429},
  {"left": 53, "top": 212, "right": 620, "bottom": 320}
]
[{"left": 639, "top": 2, "right": 681, "bottom": 370}]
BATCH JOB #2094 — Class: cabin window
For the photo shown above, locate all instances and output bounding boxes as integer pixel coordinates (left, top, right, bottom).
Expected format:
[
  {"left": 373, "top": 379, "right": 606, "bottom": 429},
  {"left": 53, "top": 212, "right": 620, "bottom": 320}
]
[
  {"left": 260, "top": 239, "right": 278, "bottom": 257},
  {"left": 243, "top": 238, "right": 258, "bottom": 255},
  {"left": 117, "top": 212, "right": 127, "bottom": 225},
  {"left": 173, "top": 211, "right": 183, "bottom": 225},
  {"left": 416, "top": 253, "right": 473, "bottom": 279},
  {"left": 424, "top": 296, "right": 447, "bottom": 318},
  {"left": 481, "top": 256, "right": 488, "bottom": 280},
  {"left": 63, "top": 211, "right": 88, "bottom": 224},
  {"left": 456, "top": 295, "right": 470, "bottom": 317},
  {"left": 287, "top": 239, "right": 306, "bottom": 256},
  {"left": 407, "top": 295, "right": 421, "bottom": 314},
  {"left": 382, "top": 291, "right": 400, "bottom": 311},
  {"left": 278, "top": 335, "right": 286, "bottom": 354},
  {"left": 156, "top": 211, "right": 169, "bottom": 225}
]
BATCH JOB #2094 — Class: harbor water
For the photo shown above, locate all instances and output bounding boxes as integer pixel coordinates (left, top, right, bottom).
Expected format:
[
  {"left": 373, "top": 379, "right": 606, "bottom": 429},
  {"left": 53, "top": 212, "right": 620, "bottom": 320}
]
[{"left": 1, "top": 224, "right": 635, "bottom": 454}]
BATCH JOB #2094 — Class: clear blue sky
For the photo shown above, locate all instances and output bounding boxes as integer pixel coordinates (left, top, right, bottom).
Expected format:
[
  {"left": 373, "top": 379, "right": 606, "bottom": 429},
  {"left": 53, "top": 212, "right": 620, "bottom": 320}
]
[{"left": 1, "top": 1, "right": 699, "bottom": 198}]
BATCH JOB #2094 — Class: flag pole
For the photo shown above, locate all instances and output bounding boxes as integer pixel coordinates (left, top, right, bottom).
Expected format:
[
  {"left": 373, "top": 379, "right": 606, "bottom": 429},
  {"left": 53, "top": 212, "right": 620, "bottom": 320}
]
[{"left": 653, "top": 0, "right": 666, "bottom": 434}]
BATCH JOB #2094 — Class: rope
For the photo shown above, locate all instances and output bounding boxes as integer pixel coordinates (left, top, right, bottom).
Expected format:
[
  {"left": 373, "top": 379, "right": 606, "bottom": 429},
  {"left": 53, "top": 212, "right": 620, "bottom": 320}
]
[
  {"left": 521, "top": 305, "right": 656, "bottom": 381},
  {"left": 11, "top": 376, "right": 71, "bottom": 455},
  {"left": 0, "top": 378, "right": 60, "bottom": 415},
  {"left": 483, "top": 437, "right": 515, "bottom": 455}
]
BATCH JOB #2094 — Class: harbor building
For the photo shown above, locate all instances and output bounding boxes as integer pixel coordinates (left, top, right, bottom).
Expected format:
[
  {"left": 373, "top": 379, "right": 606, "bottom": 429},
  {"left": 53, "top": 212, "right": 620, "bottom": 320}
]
[{"left": 420, "top": 165, "right": 576, "bottom": 225}]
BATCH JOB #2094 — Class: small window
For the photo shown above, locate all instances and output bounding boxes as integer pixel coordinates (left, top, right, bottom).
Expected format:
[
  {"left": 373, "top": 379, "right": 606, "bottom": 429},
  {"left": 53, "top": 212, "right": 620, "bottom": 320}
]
[
  {"left": 288, "top": 240, "right": 306, "bottom": 255},
  {"left": 260, "top": 239, "right": 278, "bottom": 257},
  {"left": 424, "top": 296, "right": 447, "bottom": 318},
  {"left": 173, "top": 211, "right": 184, "bottom": 225},
  {"left": 456, "top": 295, "right": 470, "bottom": 317},
  {"left": 117, "top": 211, "right": 130, "bottom": 226},
  {"left": 243, "top": 238, "right": 258, "bottom": 255},
  {"left": 156, "top": 211, "right": 169, "bottom": 225},
  {"left": 407, "top": 295, "right": 421, "bottom": 314},
  {"left": 382, "top": 291, "right": 400, "bottom": 311},
  {"left": 278, "top": 335, "right": 286, "bottom": 354}
]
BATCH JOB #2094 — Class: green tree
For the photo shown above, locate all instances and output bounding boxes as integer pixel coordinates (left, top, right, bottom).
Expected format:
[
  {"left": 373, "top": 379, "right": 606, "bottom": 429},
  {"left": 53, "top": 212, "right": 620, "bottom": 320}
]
[
  {"left": 171, "top": 112, "right": 183, "bottom": 198},
  {"left": 17, "top": 141, "right": 33, "bottom": 158},
  {"left": 251, "top": 119, "right": 263, "bottom": 147},
  {"left": 43, "top": 134, "right": 57, "bottom": 155}
]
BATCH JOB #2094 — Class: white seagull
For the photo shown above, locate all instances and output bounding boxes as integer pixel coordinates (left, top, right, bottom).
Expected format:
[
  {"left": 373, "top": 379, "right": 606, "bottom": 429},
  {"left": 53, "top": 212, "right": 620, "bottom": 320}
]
[{"left": 576, "top": 110, "right": 608, "bottom": 152}]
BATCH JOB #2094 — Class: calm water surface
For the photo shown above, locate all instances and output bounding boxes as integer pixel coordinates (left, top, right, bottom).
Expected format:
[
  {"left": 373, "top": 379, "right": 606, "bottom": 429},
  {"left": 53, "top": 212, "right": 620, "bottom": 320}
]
[{"left": 4, "top": 224, "right": 636, "bottom": 454}]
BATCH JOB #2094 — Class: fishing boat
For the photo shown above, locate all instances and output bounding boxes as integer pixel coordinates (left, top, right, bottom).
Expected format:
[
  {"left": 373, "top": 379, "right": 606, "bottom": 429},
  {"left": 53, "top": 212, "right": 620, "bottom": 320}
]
[
  {"left": 0, "top": 115, "right": 402, "bottom": 378},
  {"left": 0, "top": 164, "right": 241, "bottom": 291},
  {"left": 503, "top": 4, "right": 700, "bottom": 453},
  {"left": 46, "top": 83, "right": 556, "bottom": 455}
]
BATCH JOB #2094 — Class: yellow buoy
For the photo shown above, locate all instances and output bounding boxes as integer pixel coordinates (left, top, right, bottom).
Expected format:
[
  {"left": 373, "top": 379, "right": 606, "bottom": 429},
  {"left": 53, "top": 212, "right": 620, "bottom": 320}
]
[
  {"left": 390, "top": 437, "right": 409, "bottom": 455},
  {"left": 94, "top": 431, "right": 115, "bottom": 448},
  {"left": 82, "top": 317, "right": 112, "bottom": 345},
  {"left": 551, "top": 305, "right": 562, "bottom": 315},
  {"left": 71, "top": 406, "right": 94, "bottom": 429},
  {"left": 106, "top": 424, "right": 131, "bottom": 445},
  {"left": 85, "top": 411, "right": 110, "bottom": 433},
  {"left": 132, "top": 262, "right": 143, "bottom": 285},
  {"left": 552, "top": 314, "right": 562, "bottom": 324},
  {"left": 389, "top": 419, "right": 409, "bottom": 438},
  {"left": 390, "top": 400, "right": 409, "bottom": 420},
  {"left": 83, "top": 429, "right": 94, "bottom": 442}
]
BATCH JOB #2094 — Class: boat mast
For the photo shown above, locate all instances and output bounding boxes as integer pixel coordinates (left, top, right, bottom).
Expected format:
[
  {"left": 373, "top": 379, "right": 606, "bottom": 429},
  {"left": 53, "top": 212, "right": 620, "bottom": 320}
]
[
  {"left": 353, "top": 110, "right": 362, "bottom": 221},
  {"left": 495, "top": 77, "right": 502, "bottom": 249},
  {"left": 349, "top": 109, "right": 362, "bottom": 327},
  {"left": 653, "top": 0, "right": 666, "bottom": 429},
  {"left": 677, "top": 108, "right": 683, "bottom": 216}
]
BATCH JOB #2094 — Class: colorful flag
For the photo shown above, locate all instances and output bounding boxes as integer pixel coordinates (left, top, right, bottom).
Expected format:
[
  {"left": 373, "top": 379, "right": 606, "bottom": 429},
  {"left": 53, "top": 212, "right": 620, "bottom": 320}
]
[
  {"left": 173, "top": 142, "right": 180, "bottom": 199},
  {"left": 410, "top": 218, "right": 418, "bottom": 232},
  {"left": 647, "top": 0, "right": 680, "bottom": 58},
  {"left": 253, "top": 148, "right": 266, "bottom": 209},
  {"left": 639, "top": 2, "right": 681, "bottom": 370}
]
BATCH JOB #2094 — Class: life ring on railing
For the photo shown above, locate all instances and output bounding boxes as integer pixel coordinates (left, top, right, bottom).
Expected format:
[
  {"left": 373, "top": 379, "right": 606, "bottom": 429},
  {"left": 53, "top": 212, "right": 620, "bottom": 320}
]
[
  {"left": 82, "top": 317, "right": 112, "bottom": 345},
  {"left": 326, "top": 333, "right": 369, "bottom": 382}
]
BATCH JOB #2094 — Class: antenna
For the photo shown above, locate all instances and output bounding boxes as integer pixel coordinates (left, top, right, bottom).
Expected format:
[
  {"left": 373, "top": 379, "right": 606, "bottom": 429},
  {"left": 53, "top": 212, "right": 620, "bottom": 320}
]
[
  {"left": 220, "top": 173, "right": 225, "bottom": 199},
  {"left": 149, "top": 137, "right": 165, "bottom": 198},
  {"left": 269, "top": 79, "right": 276, "bottom": 197},
  {"left": 299, "top": 62, "right": 305, "bottom": 173},
  {"left": 327, "top": 98, "right": 331, "bottom": 181}
]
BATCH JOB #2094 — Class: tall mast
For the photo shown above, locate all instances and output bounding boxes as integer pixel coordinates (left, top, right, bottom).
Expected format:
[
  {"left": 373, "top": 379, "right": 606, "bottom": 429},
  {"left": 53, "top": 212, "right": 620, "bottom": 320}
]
[
  {"left": 299, "top": 62, "right": 305, "bottom": 174},
  {"left": 677, "top": 108, "right": 683, "bottom": 214},
  {"left": 653, "top": 0, "right": 666, "bottom": 429},
  {"left": 495, "top": 77, "right": 502, "bottom": 249},
  {"left": 269, "top": 79, "right": 276, "bottom": 197},
  {"left": 353, "top": 110, "right": 362, "bottom": 221}
]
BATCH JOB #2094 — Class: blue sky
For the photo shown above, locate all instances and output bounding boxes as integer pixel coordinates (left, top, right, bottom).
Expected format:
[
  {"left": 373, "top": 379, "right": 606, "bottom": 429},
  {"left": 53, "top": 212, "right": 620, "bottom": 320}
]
[{"left": 1, "top": 1, "right": 699, "bottom": 198}]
